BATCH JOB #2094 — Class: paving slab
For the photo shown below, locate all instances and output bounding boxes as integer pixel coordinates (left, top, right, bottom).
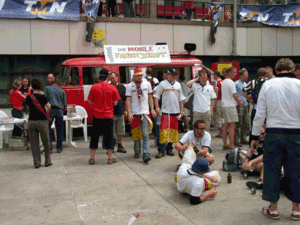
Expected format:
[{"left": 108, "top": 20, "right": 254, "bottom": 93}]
[{"left": 0, "top": 130, "right": 296, "bottom": 225}]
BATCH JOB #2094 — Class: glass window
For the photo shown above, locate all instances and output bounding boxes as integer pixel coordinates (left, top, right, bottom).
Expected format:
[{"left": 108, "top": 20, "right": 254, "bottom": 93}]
[
  {"left": 119, "top": 66, "right": 137, "bottom": 84},
  {"left": 82, "top": 67, "right": 103, "bottom": 84},
  {"left": 69, "top": 67, "right": 79, "bottom": 85},
  {"left": 59, "top": 67, "right": 69, "bottom": 86}
]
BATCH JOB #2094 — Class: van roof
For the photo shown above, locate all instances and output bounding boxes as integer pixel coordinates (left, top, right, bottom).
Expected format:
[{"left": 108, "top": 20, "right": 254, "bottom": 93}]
[{"left": 61, "top": 55, "right": 202, "bottom": 67}]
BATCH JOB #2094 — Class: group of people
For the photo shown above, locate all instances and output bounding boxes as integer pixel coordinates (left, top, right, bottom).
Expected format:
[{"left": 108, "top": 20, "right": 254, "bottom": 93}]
[
  {"left": 9, "top": 74, "right": 67, "bottom": 168},
  {"left": 96, "top": 0, "right": 135, "bottom": 18},
  {"left": 8, "top": 58, "right": 300, "bottom": 220}
]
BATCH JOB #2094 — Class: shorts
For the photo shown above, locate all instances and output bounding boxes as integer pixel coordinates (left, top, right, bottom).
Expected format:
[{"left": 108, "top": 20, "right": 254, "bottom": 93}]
[
  {"left": 113, "top": 115, "right": 125, "bottom": 136},
  {"left": 222, "top": 106, "right": 238, "bottom": 123},
  {"left": 89, "top": 118, "right": 114, "bottom": 150}
]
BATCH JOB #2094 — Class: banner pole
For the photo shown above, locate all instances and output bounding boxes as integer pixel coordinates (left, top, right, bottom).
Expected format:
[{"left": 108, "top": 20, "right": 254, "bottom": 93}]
[{"left": 232, "top": 0, "right": 237, "bottom": 56}]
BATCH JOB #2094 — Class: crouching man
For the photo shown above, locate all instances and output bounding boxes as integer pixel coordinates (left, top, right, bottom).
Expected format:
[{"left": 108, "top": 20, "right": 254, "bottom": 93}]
[
  {"left": 177, "top": 157, "right": 219, "bottom": 205},
  {"left": 174, "top": 120, "right": 215, "bottom": 165}
]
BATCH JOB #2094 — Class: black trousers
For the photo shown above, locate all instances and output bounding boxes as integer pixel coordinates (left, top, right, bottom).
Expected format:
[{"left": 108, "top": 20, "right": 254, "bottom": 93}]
[
  {"left": 89, "top": 118, "right": 114, "bottom": 150},
  {"left": 11, "top": 109, "right": 23, "bottom": 136}
]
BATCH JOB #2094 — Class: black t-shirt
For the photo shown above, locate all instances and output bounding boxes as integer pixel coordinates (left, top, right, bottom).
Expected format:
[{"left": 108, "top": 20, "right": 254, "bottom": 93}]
[
  {"left": 26, "top": 94, "right": 48, "bottom": 121},
  {"left": 114, "top": 84, "right": 126, "bottom": 116}
]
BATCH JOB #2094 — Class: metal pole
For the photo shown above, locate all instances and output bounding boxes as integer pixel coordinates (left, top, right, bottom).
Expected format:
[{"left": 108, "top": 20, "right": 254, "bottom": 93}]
[
  {"left": 139, "top": 0, "right": 143, "bottom": 17},
  {"left": 172, "top": 0, "right": 175, "bottom": 19},
  {"left": 232, "top": 0, "right": 237, "bottom": 55}
]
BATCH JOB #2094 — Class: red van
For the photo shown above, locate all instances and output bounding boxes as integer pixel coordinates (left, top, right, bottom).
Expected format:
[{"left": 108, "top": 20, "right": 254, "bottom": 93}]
[{"left": 58, "top": 50, "right": 202, "bottom": 124}]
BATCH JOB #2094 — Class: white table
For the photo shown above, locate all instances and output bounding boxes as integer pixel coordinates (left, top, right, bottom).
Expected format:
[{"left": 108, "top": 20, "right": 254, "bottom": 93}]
[{"left": 63, "top": 115, "right": 81, "bottom": 148}]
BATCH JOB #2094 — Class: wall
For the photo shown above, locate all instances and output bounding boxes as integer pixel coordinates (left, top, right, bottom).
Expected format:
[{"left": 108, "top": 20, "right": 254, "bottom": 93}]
[{"left": 0, "top": 18, "right": 299, "bottom": 56}]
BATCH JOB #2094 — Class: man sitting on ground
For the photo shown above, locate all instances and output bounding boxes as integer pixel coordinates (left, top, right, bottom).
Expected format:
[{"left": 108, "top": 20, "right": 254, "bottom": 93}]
[
  {"left": 175, "top": 120, "right": 215, "bottom": 165},
  {"left": 240, "top": 126, "right": 266, "bottom": 189},
  {"left": 177, "top": 157, "right": 219, "bottom": 205}
]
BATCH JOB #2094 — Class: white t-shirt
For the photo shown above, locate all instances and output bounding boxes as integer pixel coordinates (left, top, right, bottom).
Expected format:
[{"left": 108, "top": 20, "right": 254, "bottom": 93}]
[
  {"left": 192, "top": 83, "right": 217, "bottom": 113},
  {"left": 153, "top": 80, "right": 186, "bottom": 114},
  {"left": 179, "top": 131, "right": 211, "bottom": 156},
  {"left": 177, "top": 163, "right": 205, "bottom": 197},
  {"left": 125, "top": 80, "right": 152, "bottom": 115},
  {"left": 221, "top": 78, "right": 237, "bottom": 107},
  {"left": 252, "top": 76, "right": 300, "bottom": 136}
]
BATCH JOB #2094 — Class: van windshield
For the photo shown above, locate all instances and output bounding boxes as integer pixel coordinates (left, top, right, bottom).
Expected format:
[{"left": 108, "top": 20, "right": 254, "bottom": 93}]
[{"left": 59, "top": 66, "right": 69, "bottom": 86}]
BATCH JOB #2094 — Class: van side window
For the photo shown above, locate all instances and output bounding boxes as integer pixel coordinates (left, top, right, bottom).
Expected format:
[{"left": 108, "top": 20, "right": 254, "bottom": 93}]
[
  {"left": 69, "top": 67, "right": 79, "bottom": 85},
  {"left": 119, "top": 66, "right": 137, "bottom": 83},
  {"left": 83, "top": 67, "right": 103, "bottom": 84}
]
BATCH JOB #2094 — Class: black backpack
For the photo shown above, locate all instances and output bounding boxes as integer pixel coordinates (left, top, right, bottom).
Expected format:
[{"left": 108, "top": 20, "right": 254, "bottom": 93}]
[
  {"left": 252, "top": 78, "right": 266, "bottom": 104},
  {"left": 223, "top": 148, "right": 248, "bottom": 172}
]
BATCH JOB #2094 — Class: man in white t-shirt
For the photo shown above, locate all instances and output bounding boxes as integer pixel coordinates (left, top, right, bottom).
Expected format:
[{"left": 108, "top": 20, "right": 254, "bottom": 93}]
[
  {"left": 154, "top": 68, "right": 186, "bottom": 158},
  {"left": 176, "top": 157, "right": 218, "bottom": 205},
  {"left": 187, "top": 70, "right": 217, "bottom": 132},
  {"left": 175, "top": 120, "right": 214, "bottom": 165},
  {"left": 221, "top": 67, "right": 244, "bottom": 150},
  {"left": 125, "top": 68, "right": 156, "bottom": 163}
]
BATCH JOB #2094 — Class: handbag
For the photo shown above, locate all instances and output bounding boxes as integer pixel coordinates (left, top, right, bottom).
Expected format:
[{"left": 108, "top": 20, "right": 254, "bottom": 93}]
[{"left": 30, "top": 94, "right": 51, "bottom": 122}]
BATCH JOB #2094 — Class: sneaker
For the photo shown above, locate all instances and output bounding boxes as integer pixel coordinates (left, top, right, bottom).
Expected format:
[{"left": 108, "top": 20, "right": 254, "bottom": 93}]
[
  {"left": 261, "top": 206, "right": 280, "bottom": 220},
  {"left": 155, "top": 153, "right": 165, "bottom": 158},
  {"left": 291, "top": 211, "right": 300, "bottom": 221},
  {"left": 117, "top": 144, "right": 127, "bottom": 153},
  {"left": 143, "top": 154, "right": 151, "bottom": 163},
  {"left": 134, "top": 154, "right": 140, "bottom": 158},
  {"left": 57, "top": 149, "right": 63, "bottom": 153},
  {"left": 166, "top": 151, "right": 175, "bottom": 156}
]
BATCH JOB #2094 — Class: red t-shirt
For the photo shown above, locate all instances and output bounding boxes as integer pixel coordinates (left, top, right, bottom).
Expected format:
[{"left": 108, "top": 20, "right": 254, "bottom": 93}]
[
  {"left": 9, "top": 89, "right": 26, "bottom": 110},
  {"left": 88, "top": 82, "right": 120, "bottom": 119},
  {"left": 183, "top": 0, "right": 194, "bottom": 9},
  {"left": 214, "top": 79, "right": 223, "bottom": 101}
]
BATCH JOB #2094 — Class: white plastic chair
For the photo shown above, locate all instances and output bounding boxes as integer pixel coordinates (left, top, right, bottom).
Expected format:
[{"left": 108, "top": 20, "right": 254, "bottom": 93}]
[
  {"left": 0, "top": 110, "right": 14, "bottom": 148},
  {"left": 70, "top": 106, "right": 88, "bottom": 142}
]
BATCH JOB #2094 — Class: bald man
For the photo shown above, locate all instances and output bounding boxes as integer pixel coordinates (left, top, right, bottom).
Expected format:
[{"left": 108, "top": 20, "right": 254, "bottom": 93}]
[{"left": 44, "top": 74, "right": 67, "bottom": 154}]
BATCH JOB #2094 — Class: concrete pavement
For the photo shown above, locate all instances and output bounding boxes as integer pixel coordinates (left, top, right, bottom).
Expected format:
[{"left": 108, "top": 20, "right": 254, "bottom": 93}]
[{"left": 0, "top": 130, "right": 296, "bottom": 225}]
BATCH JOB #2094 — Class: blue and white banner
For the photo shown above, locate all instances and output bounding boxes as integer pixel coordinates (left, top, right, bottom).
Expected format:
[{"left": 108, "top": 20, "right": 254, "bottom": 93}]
[
  {"left": 0, "top": 0, "right": 79, "bottom": 20},
  {"left": 82, "top": 0, "right": 100, "bottom": 19},
  {"left": 237, "top": 5, "right": 300, "bottom": 27},
  {"left": 210, "top": 2, "right": 225, "bottom": 22}
]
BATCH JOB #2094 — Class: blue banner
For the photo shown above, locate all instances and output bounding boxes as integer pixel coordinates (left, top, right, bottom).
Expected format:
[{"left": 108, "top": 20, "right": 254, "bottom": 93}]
[
  {"left": 237, "top": 5, "right": 300, "bottom": 27},
  {"left": 210, "top": 2, "right": 225, "bottom": 22},
  {"left": 0, "top": 0, "right": 79, "bottom": 21},
  {"left": 82, "top": 0, "right": 100, "bottom": 19}
]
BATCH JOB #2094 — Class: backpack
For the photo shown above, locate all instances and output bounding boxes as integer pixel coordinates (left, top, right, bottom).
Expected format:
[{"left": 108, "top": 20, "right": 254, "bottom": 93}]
[
  {"left": 252, "top": 78, "right": 266, "bottom": 104},
  {"left": 222, "top": 148, "right": 248, "bottom": 172}
]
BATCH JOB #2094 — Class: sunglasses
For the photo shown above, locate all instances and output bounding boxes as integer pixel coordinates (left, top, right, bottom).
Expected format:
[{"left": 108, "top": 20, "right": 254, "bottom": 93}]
[
  {"left": 197, "top": 127, "right": 206, "bottom": 130},
  {"left": 260, "top": 132, "right": 266, "bottom": 135}
]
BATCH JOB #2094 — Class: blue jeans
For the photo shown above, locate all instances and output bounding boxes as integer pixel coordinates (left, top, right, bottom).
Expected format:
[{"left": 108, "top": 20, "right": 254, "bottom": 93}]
[
  {"left": 49, "top": 108, "right": 64, "bottom": 151},
  {"left": 134, "top": 116, "right": 150, "bottom": 157},
  {"left": 152, "top": 116, "right": 160, "bottom": 147},
  {"left": 158, "top": 142, "right": 173, "bottom": 154},
  {"left": 185, "top": 8, "right": 193, "bottom": 20}
]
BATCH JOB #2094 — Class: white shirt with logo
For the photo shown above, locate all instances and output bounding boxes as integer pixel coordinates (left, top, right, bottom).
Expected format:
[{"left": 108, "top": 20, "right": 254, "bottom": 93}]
[
  {"left": 177, "top": 163, "right": 205, "bottom": 197},
  {"left": 125, "top": 80, "right": 152, "bottom": 115},
  {"left": 179, "top": 130, "right": 211, "bottom": 156},
  {"left": 192, "top": 83, "right": 217, "bottom": 113},
  {"left": 153, "top": 80, "right": 186, "bottom": 114},
  {"left": 221, "top": 78, "right": 237, "bottom": 107}
]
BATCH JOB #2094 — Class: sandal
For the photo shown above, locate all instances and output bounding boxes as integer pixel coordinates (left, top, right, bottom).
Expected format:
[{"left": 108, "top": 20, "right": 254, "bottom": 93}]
[
  {"left": 107, "top": 158, "right": 117, "bottom": 165},
  {"left": 88, "top": 158, "right": 95, "bottom": 165},
  {"left": 222, "top": 145, "right": 229, "bottom": 150},
  {"left": 261, "top": 206, "right": 280, "bottom": 220}
]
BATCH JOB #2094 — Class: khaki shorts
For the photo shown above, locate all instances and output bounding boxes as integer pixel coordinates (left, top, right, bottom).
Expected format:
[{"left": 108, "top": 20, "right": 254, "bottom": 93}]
[
  {"left": 222, "top": 106, "right": 238, "bottom": 123},
  {"left": 113, "top": 115, "right": 125, "bottom": 136}
]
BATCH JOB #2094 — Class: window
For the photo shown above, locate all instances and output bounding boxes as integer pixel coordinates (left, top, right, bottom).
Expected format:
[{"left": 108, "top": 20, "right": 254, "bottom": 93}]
[
  {"left": 119, "top": 66, "right": 141, "bottom": 84},
  {"left": 69, "top": 67, "right": 79, "bottom": 85},
  {"left": 59, "top": 67, "right": 69, "bottom": 86},
  {"left": 82, "top": 67, "right": 103, "bottom": 84}
]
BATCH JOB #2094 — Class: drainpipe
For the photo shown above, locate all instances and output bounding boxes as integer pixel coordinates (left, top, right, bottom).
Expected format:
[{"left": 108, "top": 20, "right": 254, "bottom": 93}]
[{"left": 232, "top": 0, "right": 237, "bottom": 55}]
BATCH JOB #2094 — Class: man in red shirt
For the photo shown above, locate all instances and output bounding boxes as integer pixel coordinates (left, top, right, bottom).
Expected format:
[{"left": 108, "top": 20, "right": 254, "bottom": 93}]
[
  {"left": 213, "top": 70, "right": 223, "bottom": 138},
  {"left": 88, "top": 69, "right": 120, "bottom": 165}
]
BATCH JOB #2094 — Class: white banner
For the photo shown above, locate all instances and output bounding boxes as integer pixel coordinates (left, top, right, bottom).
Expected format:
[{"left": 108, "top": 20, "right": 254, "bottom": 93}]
[{"left": 104, "top": 45, "right": 171, "bottom": 64}]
